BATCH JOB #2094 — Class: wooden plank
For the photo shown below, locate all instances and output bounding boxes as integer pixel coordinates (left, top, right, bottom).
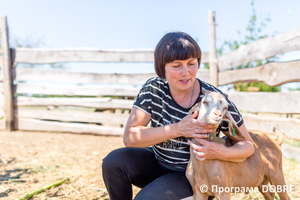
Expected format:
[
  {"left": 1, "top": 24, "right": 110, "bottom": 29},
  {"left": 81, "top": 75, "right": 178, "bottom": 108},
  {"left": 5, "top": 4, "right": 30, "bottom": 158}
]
[
  {"left": 0, "top": 47, "right": 2, "bottom": 69},
  {"left": 243, "top": 113, "right": 300, "bottom": 140},
  {"left": 14, "top": 47, "right": 210, "bottom": 64},
  {"left": 14, "top": 67, "right": 211, "bottom": 85},
  {"left": 202, "top": 52, "right": 209, "bottom": 64},
  {"left": 15, "top": 118, "right": 124, "bottom": 136},
  {"left": 0, "top": 109, "right": 4, "bottom": 118},
  {"left": 0, "top": 120, "right": 4, "bottom": 130},
  {"left": 227, "top": 92, "right": 300, "bottom": 114},
  {"left": 208, "top": 10, "right": 218, "bottom": 86},
  {"left": 0, "top": 83, "right": 3, "bottom": 93},
  {"left": 282, "top": 144, "right": 300, "bottom": 163},
  {"left": 15, "top": 109, "right": 129, "bottom": 125},
  {"left": 219, "top": 60, "right": 300, "bottom": 86},
  {"left": 16, "top": 96, "right": 135, "bottom": 109},
  {"left": 1, "top": 16, "right": 14, "bottom": 131},
  {"left": 196, "top": 69, "right": 210, "bottom": 83},
  {"left": 15, "top": 83, "right": 140, "bottom": 97},
  {"left": 218, "top": 27, "right": 300, "bottom": 71},
  {"left": 15, "top": 67, "right": 157, "bottom": 85},
  {"left": 0, "top": 93, "right": 4, "bottom": 109},
  {"left": 15, "top": 48, "right": 155, "bottom": 63}
]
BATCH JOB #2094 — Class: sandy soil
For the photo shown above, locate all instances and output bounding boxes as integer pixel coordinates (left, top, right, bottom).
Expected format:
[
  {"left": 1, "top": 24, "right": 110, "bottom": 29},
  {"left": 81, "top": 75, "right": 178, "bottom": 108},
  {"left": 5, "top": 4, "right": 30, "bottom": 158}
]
[{"left": 0, "top": 130, "right": 299, "bottom": 200}]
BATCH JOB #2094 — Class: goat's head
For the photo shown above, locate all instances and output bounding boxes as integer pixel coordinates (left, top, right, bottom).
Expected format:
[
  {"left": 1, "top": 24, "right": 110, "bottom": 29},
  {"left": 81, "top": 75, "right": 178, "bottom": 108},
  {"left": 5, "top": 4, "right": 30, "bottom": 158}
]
[{"left": 189, "top": 90, "right": 245, "bottom": 140}]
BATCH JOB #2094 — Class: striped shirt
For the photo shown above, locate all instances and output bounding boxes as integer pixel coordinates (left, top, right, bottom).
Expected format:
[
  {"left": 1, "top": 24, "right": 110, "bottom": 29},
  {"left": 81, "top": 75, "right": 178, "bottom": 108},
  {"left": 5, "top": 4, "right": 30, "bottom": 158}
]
[{"left": 133, "top": 77, "right": 243, "bottom": 172}]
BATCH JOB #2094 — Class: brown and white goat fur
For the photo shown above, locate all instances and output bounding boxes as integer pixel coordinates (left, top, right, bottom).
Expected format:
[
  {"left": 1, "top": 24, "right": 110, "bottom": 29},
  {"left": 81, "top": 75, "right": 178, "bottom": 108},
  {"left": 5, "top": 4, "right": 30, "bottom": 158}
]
[{"left": 186, "top": 91, "right": 290, "bottom": 200}]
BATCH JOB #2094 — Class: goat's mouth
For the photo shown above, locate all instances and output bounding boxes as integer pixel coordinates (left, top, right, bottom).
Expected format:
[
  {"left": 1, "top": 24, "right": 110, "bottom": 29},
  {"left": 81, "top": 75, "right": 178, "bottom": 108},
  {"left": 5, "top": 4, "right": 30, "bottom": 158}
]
[{"left": 209, "top": 116, "right": 222, "bottom": 123}]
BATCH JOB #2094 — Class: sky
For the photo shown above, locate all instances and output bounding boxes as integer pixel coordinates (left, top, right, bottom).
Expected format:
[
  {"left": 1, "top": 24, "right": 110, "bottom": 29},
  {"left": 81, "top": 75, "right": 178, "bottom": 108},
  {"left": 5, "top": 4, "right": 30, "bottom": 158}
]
[{"left": 1, "top": 0, "right": 300, "bottom": 89}]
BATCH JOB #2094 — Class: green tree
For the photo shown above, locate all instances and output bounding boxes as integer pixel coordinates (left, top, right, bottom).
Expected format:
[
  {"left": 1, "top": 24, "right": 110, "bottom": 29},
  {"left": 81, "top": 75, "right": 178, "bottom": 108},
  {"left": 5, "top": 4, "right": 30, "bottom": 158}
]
[{"left": 210, "top": 0, "right": 279, "bottom": 92}]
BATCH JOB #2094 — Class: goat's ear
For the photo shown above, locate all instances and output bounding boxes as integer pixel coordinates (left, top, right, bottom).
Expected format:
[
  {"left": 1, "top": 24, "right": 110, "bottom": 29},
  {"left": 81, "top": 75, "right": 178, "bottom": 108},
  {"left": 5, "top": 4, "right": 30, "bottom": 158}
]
[
  {"left": 189, "top": 103, "right": 201, "bottom": 115},
  {"left": 222, "top": 111, "right": 245, "bottom": 141},
  {"left": 202, "top": 89, "right": 211, "bottom": 96}
]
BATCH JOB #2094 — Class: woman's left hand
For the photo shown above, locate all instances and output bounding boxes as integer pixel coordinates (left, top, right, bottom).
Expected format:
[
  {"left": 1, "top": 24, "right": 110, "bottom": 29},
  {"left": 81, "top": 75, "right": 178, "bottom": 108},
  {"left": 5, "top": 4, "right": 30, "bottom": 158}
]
[{"left": 188, "top": 138, "right": 226, "bottom": 161}]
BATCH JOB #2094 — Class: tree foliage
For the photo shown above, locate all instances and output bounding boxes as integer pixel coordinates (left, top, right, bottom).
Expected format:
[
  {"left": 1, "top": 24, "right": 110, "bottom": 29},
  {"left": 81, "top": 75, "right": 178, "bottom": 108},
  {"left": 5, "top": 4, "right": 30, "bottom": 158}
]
[
  {"left": 207, "top": 0, "right": 280, "bottom": 92},
  {"left": 219, "top": 0, "right": 276, "bottom": 68}
]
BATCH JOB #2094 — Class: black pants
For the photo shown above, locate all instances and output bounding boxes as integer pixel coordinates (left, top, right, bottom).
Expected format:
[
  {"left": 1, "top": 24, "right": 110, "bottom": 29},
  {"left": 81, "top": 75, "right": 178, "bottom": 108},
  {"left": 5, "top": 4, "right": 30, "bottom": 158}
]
[{"left": 102, "top": 147, "right": 214, "bottom": 200}]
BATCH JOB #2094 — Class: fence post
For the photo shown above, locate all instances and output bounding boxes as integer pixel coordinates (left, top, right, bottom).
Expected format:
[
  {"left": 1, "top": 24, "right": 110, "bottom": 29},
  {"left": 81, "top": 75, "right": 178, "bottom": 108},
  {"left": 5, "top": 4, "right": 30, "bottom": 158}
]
[
  {"left": 1, "top": 16, "right": 14, "bottom": 131},
  {"left": 208, "top": 11, "right": 218, "bottom": 86}
]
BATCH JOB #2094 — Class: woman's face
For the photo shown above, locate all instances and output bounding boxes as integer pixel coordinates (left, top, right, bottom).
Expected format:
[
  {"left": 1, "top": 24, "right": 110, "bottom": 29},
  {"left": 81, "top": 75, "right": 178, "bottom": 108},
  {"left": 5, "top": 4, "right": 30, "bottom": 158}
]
[{"left": 165, "top": 58, "right": 198, "bottom": 93}]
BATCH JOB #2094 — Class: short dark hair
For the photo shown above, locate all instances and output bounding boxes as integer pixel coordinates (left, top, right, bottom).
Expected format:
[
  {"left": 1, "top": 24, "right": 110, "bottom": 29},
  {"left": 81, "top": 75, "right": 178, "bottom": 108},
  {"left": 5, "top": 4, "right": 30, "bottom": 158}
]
[{"left": 154, "top": 32, "right": 202, "bottom": 79}]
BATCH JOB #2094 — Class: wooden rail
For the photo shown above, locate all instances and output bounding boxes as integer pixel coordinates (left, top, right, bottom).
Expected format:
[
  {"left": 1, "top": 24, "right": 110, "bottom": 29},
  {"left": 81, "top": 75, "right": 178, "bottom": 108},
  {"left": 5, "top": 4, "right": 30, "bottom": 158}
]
[
  {"left": 0, "top": 83, "right": 3, "bottom": 93},
  {"left": 217, "top": 27, "right": 300, "bottom": 71},
  {"left": 13, "top": 48, "right": 210, "bottom": 64},
  {"left": 282, "top": 144, "right": 300, "bottom": 163},
  {"left": 219, "top": 60, "right": 300, "bottom": 86},
  {"left": 12, "top": 68, "right": 210, "bottom": 84},
  {"left": 0, "top": 93, "right": 4, "bottom": 109},
  {"left": 243, "top": 113, "right": 300, "bottom": 140},
  {"left": 227, "top": 92, "right": 300, "bottom": 114},
  {"left": 0, "top": 120, "right": 4, "bottom": 130},
  {"left": 13, "top": 67, "right": 158, "bottom": 85},
  {"left": 15, "top": 48, "right": 155, "bottom": 63},
  {"left": 15, "top": 118, "right": 124, "bottom": 136},
  {"left": 15, "top": 83, "right": 140, "bottom": 97},
  {"left": 16, "top": 109, "right": 129, "bottom": 126},
  {"left": 16, "top": 96, "right": 134, "bottom": 110}
]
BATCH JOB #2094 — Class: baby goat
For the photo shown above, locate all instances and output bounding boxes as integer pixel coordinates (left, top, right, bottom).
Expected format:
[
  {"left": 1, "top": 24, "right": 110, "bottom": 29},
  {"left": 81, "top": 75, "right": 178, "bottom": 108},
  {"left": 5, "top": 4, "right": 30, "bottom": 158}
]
[{"left": 186, "top": 91, "right": 290, "bottom": 200}]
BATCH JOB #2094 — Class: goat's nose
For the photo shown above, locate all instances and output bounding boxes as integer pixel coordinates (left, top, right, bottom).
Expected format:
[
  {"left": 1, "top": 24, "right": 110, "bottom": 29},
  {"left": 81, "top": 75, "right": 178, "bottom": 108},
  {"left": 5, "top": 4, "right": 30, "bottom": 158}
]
[{"left": 214, "top": 111, "right": 221, "bottom": 117}]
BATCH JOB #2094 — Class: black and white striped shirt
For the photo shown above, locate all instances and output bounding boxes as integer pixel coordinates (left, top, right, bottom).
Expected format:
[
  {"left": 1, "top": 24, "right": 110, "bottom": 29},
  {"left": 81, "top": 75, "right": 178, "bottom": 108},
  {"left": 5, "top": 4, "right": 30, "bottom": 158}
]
[{"left": 133, "top": 77, "right": 243, "bottom": 172}]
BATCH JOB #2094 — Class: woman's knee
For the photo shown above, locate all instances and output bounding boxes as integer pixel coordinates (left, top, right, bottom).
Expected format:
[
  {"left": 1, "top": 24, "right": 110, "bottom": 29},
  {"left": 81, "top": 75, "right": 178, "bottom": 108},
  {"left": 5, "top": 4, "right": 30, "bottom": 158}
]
[
  {"left": 102, "top": 147, "right": 127, "bottom": 173},
  {"left": 102, "top": 147, "right": 147, "bottom": 172},
  {"left": 102, "top": 147, "right": 159, "bottom": 183}
]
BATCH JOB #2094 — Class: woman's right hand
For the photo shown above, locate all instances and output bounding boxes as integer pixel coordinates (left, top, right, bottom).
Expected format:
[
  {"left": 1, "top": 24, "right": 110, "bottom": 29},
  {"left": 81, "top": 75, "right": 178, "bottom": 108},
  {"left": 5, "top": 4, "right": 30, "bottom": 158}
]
[{"left": 175, "top": 111, "right": 214, "bottom": 138}]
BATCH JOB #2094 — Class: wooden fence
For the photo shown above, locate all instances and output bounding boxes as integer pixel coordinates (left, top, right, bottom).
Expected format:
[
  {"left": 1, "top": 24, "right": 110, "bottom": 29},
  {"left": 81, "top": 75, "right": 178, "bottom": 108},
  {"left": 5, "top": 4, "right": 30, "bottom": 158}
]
[{"left": 1, "top": 12, "right": 300, "bottom": 161}]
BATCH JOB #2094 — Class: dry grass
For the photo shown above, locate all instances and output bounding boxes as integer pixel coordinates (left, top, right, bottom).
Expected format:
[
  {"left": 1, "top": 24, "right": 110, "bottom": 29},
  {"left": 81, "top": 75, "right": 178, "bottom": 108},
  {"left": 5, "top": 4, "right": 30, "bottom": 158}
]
[
  {"left": 0, "top": 130, "right": 124, "bottom": 200},
  {"left": 0, "top": 130, "right": 299, "bottom": 200}
]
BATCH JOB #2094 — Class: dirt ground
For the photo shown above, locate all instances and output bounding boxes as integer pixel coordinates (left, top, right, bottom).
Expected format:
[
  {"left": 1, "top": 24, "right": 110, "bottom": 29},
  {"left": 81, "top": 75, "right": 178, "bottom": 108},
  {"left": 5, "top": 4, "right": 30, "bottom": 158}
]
[{"left": 0, "top": 130, "right": 299, "bottom": 200}]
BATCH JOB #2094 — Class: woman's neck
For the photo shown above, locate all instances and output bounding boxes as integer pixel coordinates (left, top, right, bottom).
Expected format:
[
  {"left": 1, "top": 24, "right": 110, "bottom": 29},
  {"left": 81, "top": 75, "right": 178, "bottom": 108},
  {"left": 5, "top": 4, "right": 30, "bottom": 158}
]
[{"left": 170, "top": 80, "right": 199, "bottom": 109}]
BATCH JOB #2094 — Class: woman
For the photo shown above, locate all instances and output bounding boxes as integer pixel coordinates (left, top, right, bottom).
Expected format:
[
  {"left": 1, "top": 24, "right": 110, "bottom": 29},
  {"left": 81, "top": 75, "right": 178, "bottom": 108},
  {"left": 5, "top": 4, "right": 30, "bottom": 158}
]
[{"left": 102, "top": 32, "right": 254, "bottom": 200}]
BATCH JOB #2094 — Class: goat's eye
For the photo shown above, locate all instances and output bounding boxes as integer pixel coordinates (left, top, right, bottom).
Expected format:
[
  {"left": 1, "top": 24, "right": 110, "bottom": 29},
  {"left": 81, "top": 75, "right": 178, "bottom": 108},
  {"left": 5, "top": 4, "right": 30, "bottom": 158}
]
[
  {"left": 203, "top": 101, "right": 208, "bottom": 106},
  {"left": 223, "top": 107, "right": 228, "bottom": 111}
]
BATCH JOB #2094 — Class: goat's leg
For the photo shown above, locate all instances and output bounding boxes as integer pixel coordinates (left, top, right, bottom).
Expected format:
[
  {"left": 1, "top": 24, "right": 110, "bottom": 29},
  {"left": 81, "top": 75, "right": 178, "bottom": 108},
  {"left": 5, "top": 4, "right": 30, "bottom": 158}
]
[
  {"left": 258, "top": 179, "right": 275, "bottom": 200},
  {"left": 192, "top": 184, "right": 210, "bottom": 200},
  {"left": 186, "top": 160, "right": 195, "bottom": 187},
  {"left": 269, "top": 170, "right": 291, "bottom": 200},
  {"left": 193, "top": 193, "right": 209, "bottom": 200}
]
